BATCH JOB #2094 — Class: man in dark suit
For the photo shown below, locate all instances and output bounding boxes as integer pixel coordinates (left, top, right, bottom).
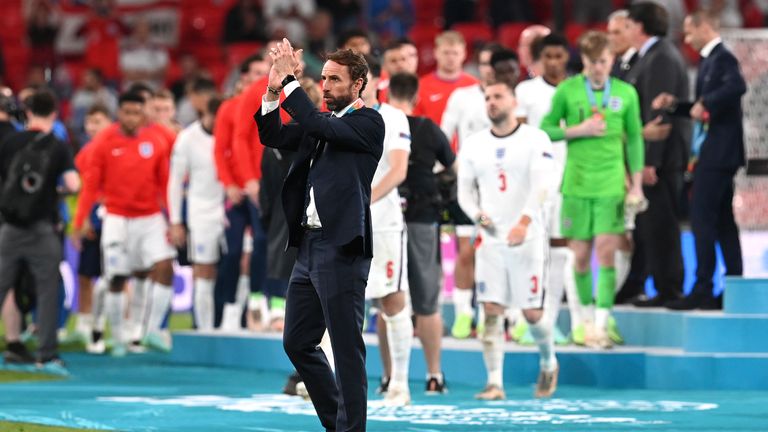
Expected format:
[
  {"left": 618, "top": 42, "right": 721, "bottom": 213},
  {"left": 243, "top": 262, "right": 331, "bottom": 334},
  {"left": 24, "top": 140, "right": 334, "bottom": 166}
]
[
  {"left": 624, "top": 2, "right": 689, "bottom": 307},
  {"left": 255, "top": 39, "right": 384, "bottom": 431},
  {"left": 653, "top": 10, "right": 746, "bottom": 310},
  {"left": 608, "top": 9, "right": 638, "bottom": 81}
]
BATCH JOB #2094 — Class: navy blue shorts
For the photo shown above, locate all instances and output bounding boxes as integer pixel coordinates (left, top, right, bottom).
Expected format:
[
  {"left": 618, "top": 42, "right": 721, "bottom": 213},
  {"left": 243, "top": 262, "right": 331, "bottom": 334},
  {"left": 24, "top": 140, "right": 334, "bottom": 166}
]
[{"left": 78, "top": 235, "right": 102, "bottom": 278}]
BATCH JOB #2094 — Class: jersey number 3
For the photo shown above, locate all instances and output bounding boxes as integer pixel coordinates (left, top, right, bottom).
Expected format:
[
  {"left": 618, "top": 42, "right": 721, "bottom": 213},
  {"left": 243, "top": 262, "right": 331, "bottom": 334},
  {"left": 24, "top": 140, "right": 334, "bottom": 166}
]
[
  {"left": 530, "top": 275, "right": 539, "bottom": 295},
  {"left": 498, "top": 171, "right": 507, "bottom": 192}
]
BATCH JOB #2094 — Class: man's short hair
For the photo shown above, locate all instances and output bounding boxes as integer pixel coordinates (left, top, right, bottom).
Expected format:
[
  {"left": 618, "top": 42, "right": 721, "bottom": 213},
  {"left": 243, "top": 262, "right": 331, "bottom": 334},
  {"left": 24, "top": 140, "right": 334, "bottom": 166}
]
[
  {"left": 153, "top": 89, "right": 174, "bottom": 101},
  {"left": 208, "top": 95, "right": 223, "bottom": 117},
  {"left": 119, "top": 91, "right": 146, "bottom": 106},
  {"left": 384, "top": 37, "right": 415, "bottom": 53},
  {"left": 240, "top": 53, "right": 265, "bottom": 74},
  {"left": 689, "top": 8, "right": 721, "bottom": 30},
  {"left": 579, "top": 31, "right": 611, "bottom": 60},
  {"left": 87, "top": 103, "right": 111, "bottom": 118},
  {"left": 490, "top": 48, "right": 519, "bottom": 67},
  {"left": 628, "top": 2, "right": 669, "bottom": 37},
  {"left": 189, "top": 77, "right": 217, "bottom": 94},
  {"left": 532, "top": 33, "right": 569, "bottom": 61},
  {"left": 608, "top": 9, "right": 630, "bottom": 22},
  {"left": 364, "top": 54, "right": 381, "bottom": 78},
  {"left": 486, "top": 78, "right": 516, "bottom": 95},
  {"left": 435, "top": 30, "right": 466, "bottom": 47},
  {"left": 325, "top": 49, "right": 370, "bottom": 97},
  {"left": 388, "top": 73, "right": 419, "bottom": 102},
  {"left": 127, "top": 82, "right": 154, "bottom": 100},
  {"left": 24, "top": 89, "right": 57, "bottom": 117},
  {"left": 338, "top": 29, "right": 370, "bottom": 48}
]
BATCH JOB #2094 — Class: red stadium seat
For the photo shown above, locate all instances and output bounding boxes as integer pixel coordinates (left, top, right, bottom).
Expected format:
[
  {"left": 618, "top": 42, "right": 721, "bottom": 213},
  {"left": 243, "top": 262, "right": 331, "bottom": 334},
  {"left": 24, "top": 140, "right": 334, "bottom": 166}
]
[
  {"left": 497, "top": 22, "right": 531, "bottom": 49},
  {"left": 414, "top": 0, "right": 445, "bottom": 25},
  {"left": 227, "top": 42, "right": 264, "bottom": 68},
  {"left": 451, "top": 22, "right": 494, "bottom": 57},
  {"left": 565, "top": 23, "right": 588, "bottom": 45}
]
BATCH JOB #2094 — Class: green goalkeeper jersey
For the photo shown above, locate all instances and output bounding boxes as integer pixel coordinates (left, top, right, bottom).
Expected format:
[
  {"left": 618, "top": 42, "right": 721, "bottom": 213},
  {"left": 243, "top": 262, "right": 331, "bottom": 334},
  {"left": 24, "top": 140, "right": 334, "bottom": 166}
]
[{"left": 540, "top": 74, "right": 644, "bottom": 198}]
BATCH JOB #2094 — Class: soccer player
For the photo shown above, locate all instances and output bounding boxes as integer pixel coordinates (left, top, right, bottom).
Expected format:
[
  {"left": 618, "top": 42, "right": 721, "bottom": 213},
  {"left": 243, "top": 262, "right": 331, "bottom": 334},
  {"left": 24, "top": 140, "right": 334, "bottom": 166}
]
[
  {"left": 515, "top": 33, "right": 580, "bottom": 344},
  {"left": 71, "top": 104, "right": 113, "bottom": 352},
  {"left": 440, "top": 42, "right": 501, "bottom": 339},
  {"left": 361, "top": 61, "right": 413, "bottom": 406},
  {"left": 73, "top": 92, "right": 177, "bottom": 356},
  {"left": 458, "top": 79, "right": 558, "bottom": 400},
  {"left": 213, "top": 53, "right": 271, "bottom": 330},
  {"left": 168, "top": 95, "right": 224, "bottom": 332},
  {"left": 540, "top": 31, "right": 644, "bottom": 349}
]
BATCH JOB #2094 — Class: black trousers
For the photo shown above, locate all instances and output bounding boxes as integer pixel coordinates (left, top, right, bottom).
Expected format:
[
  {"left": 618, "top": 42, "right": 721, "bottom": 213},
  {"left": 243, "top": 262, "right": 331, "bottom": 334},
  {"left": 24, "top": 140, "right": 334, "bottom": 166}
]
[
  {"left": 283, "top": 230, "right": 371, "bottom": 432},
  {"left": 635, "top": 171, "right": 684, "bottom": 300},
  {"left": 690, "top": 168, "right": 743, "bottom": 295}
]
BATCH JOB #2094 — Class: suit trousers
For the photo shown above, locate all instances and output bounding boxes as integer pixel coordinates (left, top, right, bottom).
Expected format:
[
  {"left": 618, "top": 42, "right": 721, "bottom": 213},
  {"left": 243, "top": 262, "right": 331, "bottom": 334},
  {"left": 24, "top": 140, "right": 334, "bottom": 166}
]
[
  {"left": 635, "top": 171, "right": 684, "bottom": 300},
  {"left": 690, "top": 168, "right": 743, "bottom": 294},
  {"left": 283, "top": 229, "right": 371, "bottom": 432}
]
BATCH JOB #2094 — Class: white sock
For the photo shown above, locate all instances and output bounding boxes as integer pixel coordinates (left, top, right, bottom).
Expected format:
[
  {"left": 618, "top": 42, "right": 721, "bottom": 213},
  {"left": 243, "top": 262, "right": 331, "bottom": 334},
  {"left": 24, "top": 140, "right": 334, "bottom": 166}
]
[
  {"left": 545, "top": 247, "right": 569, "bottom": 326},
  {"left": 92, "top": 277, "right": 108, "bottom": 332},
  {"left": 559, "top": 248, "right": 582, "bottom": 332},
  {"left": 146, "top": 283, "right": 173, "bottom": 334},
  {"left": 319, "top": 330, "right": 334, "bottom": 373},
  {"left": 129, "top": 278, "right": 150, "bottom": 341},
  {"left": 105, "top": 291, "right": 126, "bottom": 345},
  {"left": 193, "top": 278, "right": 214, "bottom": 331},
  {"left": 529, "top": 319, "right": 557, "bottom": 372},
  {"left": 615, "top": 249, "right": 632, "bottom": 289},
  {"left": 221, "top": 303, "right": 242, "bottom": 331},
  {"left": 236, "top": 275, "right": 250, "bottom": 309},
  {"left": 76, "top": 313, "right": 93, "bottom": 335},
  {"left": 382, "top": 308, "right": 413, "bottom": 389},
  {"left": 453, "top": 287, "right": 473, "bottom": 316},
  {"left": 482, "top": 314, "right": 505, "bottom": 388},
  {"left": 595, "top": 307, "right": 611, "bottom": 331}
]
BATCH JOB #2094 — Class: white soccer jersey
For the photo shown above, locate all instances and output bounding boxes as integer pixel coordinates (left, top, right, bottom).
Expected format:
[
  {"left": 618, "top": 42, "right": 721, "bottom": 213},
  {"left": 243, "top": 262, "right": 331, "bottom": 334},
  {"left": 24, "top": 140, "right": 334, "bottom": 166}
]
[
  {"left": 457, "top": 124, "right": 555, "bottom": 245},
  {"left": 168, "top": 121, "right": 225, "bottom": 229},
  {"left": 441, "top": 84, "right": 491, "bottom": 151},
  {"left": 515, "top": 76, "right": 566, "bottom": 166},
  {"left": 371, "top": 103, "right": 411, "bottom": 232}
]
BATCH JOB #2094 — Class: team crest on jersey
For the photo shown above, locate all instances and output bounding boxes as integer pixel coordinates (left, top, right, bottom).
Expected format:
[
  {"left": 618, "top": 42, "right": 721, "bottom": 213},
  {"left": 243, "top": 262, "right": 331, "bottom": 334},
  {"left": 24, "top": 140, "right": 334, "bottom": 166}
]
[
  {"left": 496, "top": 148, "right": 506, "bottom": 160},
  {"left": 609, "top": 96, "right": 623, "bottom": 112},
  {"left": 139, "top": 142, "right": 154, "bottom": 158}
]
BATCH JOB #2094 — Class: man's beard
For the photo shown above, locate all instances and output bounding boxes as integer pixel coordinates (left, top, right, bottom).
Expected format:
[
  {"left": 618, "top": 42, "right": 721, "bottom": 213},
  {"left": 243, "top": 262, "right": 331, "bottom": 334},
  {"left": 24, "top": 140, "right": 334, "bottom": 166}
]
[
  {"left": 325, "top": 92, "right": 355, "bottom": 113},
  {"left": 489, "top": 110, "right": 508, "bottom": 125}
]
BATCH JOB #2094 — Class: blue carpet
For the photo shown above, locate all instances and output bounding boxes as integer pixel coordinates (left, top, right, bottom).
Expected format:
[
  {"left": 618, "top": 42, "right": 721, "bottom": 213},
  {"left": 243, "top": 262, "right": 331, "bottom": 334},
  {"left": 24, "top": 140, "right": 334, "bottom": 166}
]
[{"left": 1, "top": 353, "right": 767, "bottom": 431}]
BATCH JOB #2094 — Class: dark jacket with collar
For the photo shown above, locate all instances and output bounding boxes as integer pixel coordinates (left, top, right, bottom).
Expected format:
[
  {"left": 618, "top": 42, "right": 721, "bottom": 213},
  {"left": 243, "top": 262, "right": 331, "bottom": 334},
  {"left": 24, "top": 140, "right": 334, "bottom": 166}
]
[
  {"left": 625, "top": 37, "right": 691, "bottom": 173},
  {"left": 255, "top": 88, "right": 384, "bottom": 258},
  {"left": 673, "top": 42, "right": 746, "bottom": 171}
]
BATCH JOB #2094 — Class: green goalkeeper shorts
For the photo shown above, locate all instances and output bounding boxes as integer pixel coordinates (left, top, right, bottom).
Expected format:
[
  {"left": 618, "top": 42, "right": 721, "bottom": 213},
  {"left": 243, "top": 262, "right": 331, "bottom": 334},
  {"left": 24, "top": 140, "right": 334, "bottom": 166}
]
[{"left": 561, "top": 195, "right": 625, "bottom": 240}]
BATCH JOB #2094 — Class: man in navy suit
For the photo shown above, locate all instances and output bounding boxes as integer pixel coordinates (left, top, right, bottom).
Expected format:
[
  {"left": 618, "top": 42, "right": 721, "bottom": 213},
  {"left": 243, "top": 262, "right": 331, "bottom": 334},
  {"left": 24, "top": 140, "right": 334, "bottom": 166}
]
[
  {"left": 653, "top": 10, "right": 746, "bottom": 310},
  {"left": 255, "top": 39, "right": 384, "bottom": 431}
]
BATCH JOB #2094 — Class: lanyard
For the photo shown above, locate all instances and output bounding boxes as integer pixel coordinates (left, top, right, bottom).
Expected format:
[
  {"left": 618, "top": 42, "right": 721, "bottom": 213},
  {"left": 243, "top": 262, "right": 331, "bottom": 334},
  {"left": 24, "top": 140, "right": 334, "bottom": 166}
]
[{"left": 584, "top": 76, "right": 611, "bottom": 114}]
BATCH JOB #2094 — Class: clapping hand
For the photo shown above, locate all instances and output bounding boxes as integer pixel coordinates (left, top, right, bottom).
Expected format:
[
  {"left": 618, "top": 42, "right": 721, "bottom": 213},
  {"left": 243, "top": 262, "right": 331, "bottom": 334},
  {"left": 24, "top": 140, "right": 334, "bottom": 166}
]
[{"left": 267, "top": 38, "right": 303, "bottom": 90}]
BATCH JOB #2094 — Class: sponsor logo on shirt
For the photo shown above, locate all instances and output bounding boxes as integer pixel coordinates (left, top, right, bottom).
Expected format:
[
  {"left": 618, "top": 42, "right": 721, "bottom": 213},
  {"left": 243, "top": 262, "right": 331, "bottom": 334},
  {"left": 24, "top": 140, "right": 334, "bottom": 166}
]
[
  {"left": 111, "top": 148, "right": 125, "bottom": 157},
  {"left": 496, "top": 148, "right": 506, "bottom": 159},
  {"left": 399, "top": 132, "right": 411, "bottom": 140},
  {"left": 139, "top": 142, "right": 154, "bottom": 158},
  {"left": 428, "top": 93, "right": 444, "bottom": 102}
]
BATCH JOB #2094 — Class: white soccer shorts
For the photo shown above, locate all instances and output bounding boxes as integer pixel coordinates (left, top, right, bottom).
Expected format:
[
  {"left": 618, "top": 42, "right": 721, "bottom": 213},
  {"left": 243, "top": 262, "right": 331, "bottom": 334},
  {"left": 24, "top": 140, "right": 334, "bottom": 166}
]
[
  {"left": 475, "top": 237, "right": 547, "bottom": 310},
  {"left": 101, "top": 213, "right": 177, "bottom": 278},
  {"left": 366, "top": 230, "right": 409, "bottom": 300}
]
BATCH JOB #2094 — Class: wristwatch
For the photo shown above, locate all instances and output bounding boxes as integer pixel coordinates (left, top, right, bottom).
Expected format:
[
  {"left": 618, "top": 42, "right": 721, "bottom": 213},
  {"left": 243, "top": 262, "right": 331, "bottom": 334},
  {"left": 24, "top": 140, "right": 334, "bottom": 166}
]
[{"left": 281, "top": 75, "right": 297, "bottom": 87}]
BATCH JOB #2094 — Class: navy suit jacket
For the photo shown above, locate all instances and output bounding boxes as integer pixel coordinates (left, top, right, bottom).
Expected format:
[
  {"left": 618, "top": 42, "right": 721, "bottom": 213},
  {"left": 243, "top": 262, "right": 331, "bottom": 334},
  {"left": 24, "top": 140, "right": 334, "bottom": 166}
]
[
  {"left": 673, "top": 42, "right": 746, "bottom": 170},
  {"left": 625, "top": 38, "right": 690, "bottom": 173},
  {"left": 255, "top": 88, "right": 384, "bottom": 258}
]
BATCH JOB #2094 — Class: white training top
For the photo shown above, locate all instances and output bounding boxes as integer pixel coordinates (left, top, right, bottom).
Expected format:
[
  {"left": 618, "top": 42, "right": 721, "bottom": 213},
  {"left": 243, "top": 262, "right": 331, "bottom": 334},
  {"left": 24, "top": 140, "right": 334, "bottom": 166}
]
[
  {"left": 515, "top": 76, "right": 567, "bottom": 179},
  {"left": 457, "top": 123, "right": 555, "bottom": 245},
  {"left": 371, "top": 102, "right": 411, "bottom": 232},
  {"left": 440, "top": 84, "right": 491, "bottom": 151},
  {"left": 168, "top": 121, "right": 225, "bottom": 229}
]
